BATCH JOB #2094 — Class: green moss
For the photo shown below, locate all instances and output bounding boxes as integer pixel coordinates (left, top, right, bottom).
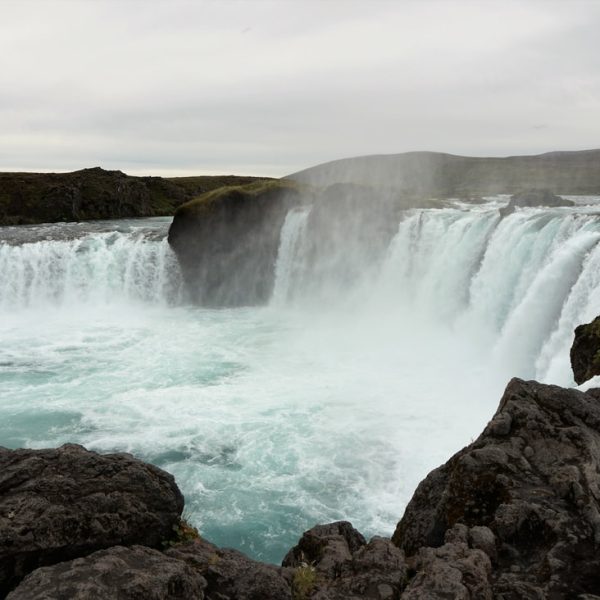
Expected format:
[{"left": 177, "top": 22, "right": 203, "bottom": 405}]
[
  {"left": 292, "top": 565, "right": 318, "bottom": 600},
  {"left": 162, "top": 517, "right": 201, "bottom": 548},
  {"left": 174, "top": 179, "right": 306, "bottom": 218}
]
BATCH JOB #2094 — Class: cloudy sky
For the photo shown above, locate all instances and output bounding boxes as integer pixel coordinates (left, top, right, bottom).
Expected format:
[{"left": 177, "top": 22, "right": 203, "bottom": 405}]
[{"left": 1, "top": 0, "right": 599, "bottom": 176}]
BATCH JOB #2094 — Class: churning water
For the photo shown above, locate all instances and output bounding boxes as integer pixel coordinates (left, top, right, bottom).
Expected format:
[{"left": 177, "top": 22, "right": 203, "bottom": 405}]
[{"left": 2, "top": 199, "right": 600, "bottom": 563}]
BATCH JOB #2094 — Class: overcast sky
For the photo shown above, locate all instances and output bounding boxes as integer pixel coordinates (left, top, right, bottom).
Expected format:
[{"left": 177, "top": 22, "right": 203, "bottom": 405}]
[{"left": 1, "top": 0, "right": 599, "bottom": 177}]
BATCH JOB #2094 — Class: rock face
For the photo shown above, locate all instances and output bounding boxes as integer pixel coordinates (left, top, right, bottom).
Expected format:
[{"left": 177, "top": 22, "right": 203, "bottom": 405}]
[
  {"left": 393, "top": 378, "right": 600, "bottom": 598},
  {"left": 6, "top": 546, "right": 207, "bottom": 600},
  {"left": 166, "top": 538, "right": 292, "bottom": 600},
  {"left": 168, "top": 180, "right": 302, "bottom": 306},
  {"left": 0, "top": 444, "right": 184, "bottom": 596},
  {"left": 571, "top": 315, "right": 600, "bottom": 384},
  {"left": 499, "top": 188, "right": 574, "bottom": 216}
]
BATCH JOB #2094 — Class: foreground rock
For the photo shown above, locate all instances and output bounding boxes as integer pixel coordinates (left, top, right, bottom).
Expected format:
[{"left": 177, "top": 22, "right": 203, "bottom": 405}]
[
  {"left": 6, "top": 546, "right": 207, "bottom": 600},
  {"left": 0, "top": 444, "right": 183, "bottom": 596},
  {"left": 571, "top": 315, "right": 600, "bottom": 384},
  {"left": 166, "top": 537, "right": 292, "bottom": 600},
  {"left": 393, "top": 378, "right": 600, "bottom": 598}
]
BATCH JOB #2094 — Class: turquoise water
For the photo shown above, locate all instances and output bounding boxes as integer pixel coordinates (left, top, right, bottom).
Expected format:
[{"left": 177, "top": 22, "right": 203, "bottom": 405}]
[{"left": 2, "top": 204, "right": 600, "bottom": 562}]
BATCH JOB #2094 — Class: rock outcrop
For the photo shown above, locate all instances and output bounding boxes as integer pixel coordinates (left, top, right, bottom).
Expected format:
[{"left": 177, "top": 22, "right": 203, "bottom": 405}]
[
  {"left": 499, "top": 188, "right": 574, "bottom": 216},
  {"left": 168, "top": 179, "right": 303, "bottom": 306},
  {"left": 0, "top": 168, "right": 269, "bottom": 225},
  {"left": 393, "top": 378, "right": 600, "bottom": 598},
  {"left": 0, "top": 444, "right": 184, "bottom": 596},
  {"left": 571, "top": 315, "right": 600, "bottom": 384},
  {"left": 166, "top": 537, "right": 292, "bottom": 600},
  {"left": 6, "top": 546, "right": 207, "bottom": 600}
]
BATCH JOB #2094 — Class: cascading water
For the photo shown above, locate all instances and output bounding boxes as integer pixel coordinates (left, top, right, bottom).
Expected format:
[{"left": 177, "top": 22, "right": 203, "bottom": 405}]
[
  {"left": 2, "top": 199, "right": 600, "bottom": 564},
  {"left": 0, "top": 219, "right": 183, "bottom": 309},
  {"left": 271, "top": 207, "right": 311, "bottom": 305}
]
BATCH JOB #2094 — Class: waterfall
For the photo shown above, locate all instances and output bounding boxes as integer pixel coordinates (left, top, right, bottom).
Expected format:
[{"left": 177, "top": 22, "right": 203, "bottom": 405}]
[
  {"left": 271, "top": 202, "right": 600, "bottom": 384},
  {"left": 0, "top": 230, "right": 183, "bottom": 309},
  {"left": 271, "top": 207, "right": 311, "bottom": 305}
]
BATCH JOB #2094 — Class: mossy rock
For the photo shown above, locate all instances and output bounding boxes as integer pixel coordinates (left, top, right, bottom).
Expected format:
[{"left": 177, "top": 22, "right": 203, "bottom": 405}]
[{"left": 168, "top": 179, "right": 306, "bottom": 306}]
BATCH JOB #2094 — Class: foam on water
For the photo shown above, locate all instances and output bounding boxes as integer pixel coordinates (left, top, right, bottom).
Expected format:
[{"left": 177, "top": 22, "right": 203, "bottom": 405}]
[{"left": 2, "top": 202, "right": 600, "bottom": 563}]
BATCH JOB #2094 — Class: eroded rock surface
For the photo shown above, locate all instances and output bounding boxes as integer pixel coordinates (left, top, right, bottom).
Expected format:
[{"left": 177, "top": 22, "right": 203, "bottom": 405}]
[
  {"left": 393, "top": 378, "right": 600, "bottom": 598},
  {"left": 571, "top": 315, "right": 600, "bottom": 384},
  {"left": 166, "top": 537, "right": 292, "bottom": 600},
  {"left": 6, "top": 545, "right": 206, "bottom": 600},
  {"left": 0, "top": 444, "right": 183, "bottom": 596}
]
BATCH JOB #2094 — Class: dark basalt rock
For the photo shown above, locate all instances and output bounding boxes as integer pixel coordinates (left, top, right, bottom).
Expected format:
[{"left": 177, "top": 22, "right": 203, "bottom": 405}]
[
  {"left": 0, "top": 444, "right": 184, "bottom": 596},
  {"left": 168, "top": 180, "right": 303, "bottom": 306},
  {"left": 5, "top": 545, "right": 207, "bottom": 600},
  {"left": 571, "top": 315, "right": 600, "bottom": 384},
  {"left": 165, "top": 537, "right": 292, "bottom": 600},
  {"left": 282, "top": 521, "right": 367, "bottom": 576},
  {"left": 499, "top": 188, "right": 574, "bottom": 216},
  {"left": 392, "top": 378, "right": 600, "bottom": 598}
]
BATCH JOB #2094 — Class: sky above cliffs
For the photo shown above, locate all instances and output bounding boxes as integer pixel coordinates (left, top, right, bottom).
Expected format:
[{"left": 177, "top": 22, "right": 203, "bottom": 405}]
[{"left": 1, "top": 0, "right": 599, "bottom": 177}]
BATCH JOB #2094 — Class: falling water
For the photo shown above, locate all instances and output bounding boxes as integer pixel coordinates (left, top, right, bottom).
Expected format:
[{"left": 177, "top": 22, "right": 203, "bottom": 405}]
[
  {"left": 271, "top": 207, "right": 311, "bottom": 305},
  {"left": 2, "top": 200, "right": 600, "bottom": 563}
]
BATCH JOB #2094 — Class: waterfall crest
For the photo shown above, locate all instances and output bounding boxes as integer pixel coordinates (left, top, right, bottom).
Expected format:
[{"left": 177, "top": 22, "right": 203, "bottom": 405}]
[
  {"left": 270, "top": 202, "right": 600, "bottom": 384},
  {"left": 0, "top": 230, "right": 183, "bottom": 309}
]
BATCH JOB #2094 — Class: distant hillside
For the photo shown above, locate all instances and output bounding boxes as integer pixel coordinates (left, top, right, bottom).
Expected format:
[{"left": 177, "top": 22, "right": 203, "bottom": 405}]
[
  {"left": 288, "top": 149, "right": 600, "bottom": 197},
  {"left": 0, "top": 168, "right": 271, "bottom": 225}
]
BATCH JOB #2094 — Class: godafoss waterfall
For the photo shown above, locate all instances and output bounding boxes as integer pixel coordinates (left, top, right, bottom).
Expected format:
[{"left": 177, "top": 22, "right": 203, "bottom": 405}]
[{"left": 3, "top": 191, "right": 600, "bottom": 570}]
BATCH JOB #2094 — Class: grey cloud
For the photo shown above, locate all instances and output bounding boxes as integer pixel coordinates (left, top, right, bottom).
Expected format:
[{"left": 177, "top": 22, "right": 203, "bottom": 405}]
[{"left": 0, "top": 0, "right": 599, "bottom": 176}]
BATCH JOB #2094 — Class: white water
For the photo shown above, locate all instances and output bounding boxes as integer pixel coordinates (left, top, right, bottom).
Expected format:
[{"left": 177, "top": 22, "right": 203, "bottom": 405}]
[
  {"left": 2, "top": 201, "right": 600, "bottom": 563},
  {"left": 271, "top": 207, "right": 311, "bottom": 305}
]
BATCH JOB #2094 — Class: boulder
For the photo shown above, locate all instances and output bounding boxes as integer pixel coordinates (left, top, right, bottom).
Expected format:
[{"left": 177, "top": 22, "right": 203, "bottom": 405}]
[
  {"left": 499, "top": 188, "right": 574, "bottom": 216},
  {"left": 168, "top": 180, "right": 303, "bottom": 306},
  {"left": 282, "top": 521, "right": 366, "bottom": 576},
  {"left": 166, "top": 537, "right": 292, "bottom": 600},
  {"left": 392, "top": 378, "right": 600, "bottom": 598},
  {"left": 0, "top": 444, "right": 184, "bottom": 596},
  {"left": 6, "top": 545, "right": 206, "bottom": 600},
  {"left": 571, "top": 316, "right": 600, "bottom": 384}
]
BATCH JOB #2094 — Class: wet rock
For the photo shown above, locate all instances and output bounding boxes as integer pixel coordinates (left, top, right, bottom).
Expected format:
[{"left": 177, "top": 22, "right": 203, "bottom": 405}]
[
  {"left": 392, "top": 378, "right": 600, "bottom": 598},
  {"left": 168, "top": 180, "right": 302, "bottom": 306},
  {"left": 6, "top": 545, "right": 206, "bottom": 600},
  {"left": 0, "top": 444, "right": 183, "bottom": 596},
  {"left": 499, "top": 189, "right": 574, "bottom": 216},
  {"left": 571, "top": 316, "right": 600, "bottom": 384},
  {"left": 166, "top": 537, "right": 291, "bottom": 600}
]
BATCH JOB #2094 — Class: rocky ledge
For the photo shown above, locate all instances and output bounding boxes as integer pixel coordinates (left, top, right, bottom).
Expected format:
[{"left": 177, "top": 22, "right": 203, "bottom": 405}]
[
  {"left": 3, "top": 371, "right": 600, "bottom": 599},
  {"left": 499, "top": 189, "right": 575, "bottom": 217}
]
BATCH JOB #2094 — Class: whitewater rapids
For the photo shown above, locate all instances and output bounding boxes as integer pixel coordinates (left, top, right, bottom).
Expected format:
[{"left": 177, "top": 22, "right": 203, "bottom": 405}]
[{"left": 1, "top": 198, "right": 600, "bottom": 562}]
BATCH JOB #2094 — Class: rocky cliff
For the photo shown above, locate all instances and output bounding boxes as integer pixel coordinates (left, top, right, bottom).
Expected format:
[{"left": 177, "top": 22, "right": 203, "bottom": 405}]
[
  {"left": 168, "top": 179, "right": 304, "bottom": 306},
  {"left": 0, "top": 168, "right": 269, "bottom": 225}
]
